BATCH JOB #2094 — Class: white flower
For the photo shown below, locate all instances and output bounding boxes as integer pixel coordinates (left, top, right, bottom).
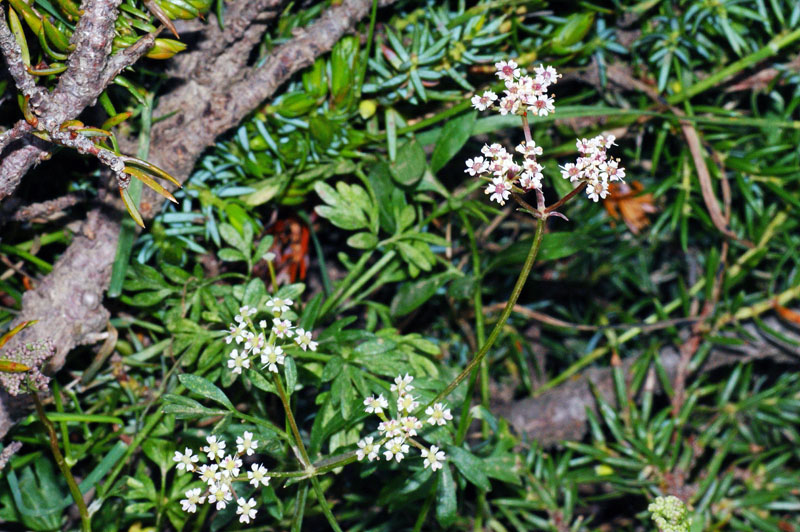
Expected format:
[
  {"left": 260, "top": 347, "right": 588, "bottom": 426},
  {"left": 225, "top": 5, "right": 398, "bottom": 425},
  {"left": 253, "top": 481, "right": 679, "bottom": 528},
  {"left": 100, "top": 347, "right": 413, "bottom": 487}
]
[
  {"left": 272, "top": 318, "right": 294, "bottom": 339},
  {"left": 247, "top": 463, "right": 270, "bottom": 487},
  {"left": 471, "top": 90, "right": 498, "bottom": 111},
  {"left": 425, "top": 403, "right": 453, "bottom": 426},
  {"left": 198, "top": 463, "right": 221, "bottom": 485},
  {"left": 363, "top": 394, "right": 389, "bottom": 414},
  {"left": 383, "top": 437, "right": 409, "bottom": 462},
  {"left": 516, "top": 141, "right": 543, "bottom": 157},
  {"left": 227, "top": 349, "right": 250, "bottom": 375},
  {"left": 294, "top": 328, "right": 318, "bottom": 351},
  {"left": 495, "top": 59, "right": 520, "bottom": 81},
  {"left": 225, "top": 321, "right": 248, "bottom": 345},
  {"left": 236, "top": 431, "right": 258, "bottom": 455},
  {"left": 266, "top": 297, "right": 292, "bottom": 315},
  {"left": 203, "top": 435, "right": 226, "bottom": 460},
  {"left": 208, "top": 482, "right": 231, "bottom": 510},
  {"left": 239, "top": 305, "right": 257, "bottom": 317},
  {"left": 220, "top": 454, "right": 242, "bottom": 478},
  {"left": 391, "top": 374, "right": 414, "bottom": 395},
  {"left": 173, "top": 447, "right": 198, "bottom": 472},
  {"left": 485, "top": 176, "right": 513, "bottom": 206},
  {"left": 421, "top": 445, "right": 447, "bottom": 471},
  {"left": 244, "top": 332, "right": 266, "bottom": 356},
  {"left": 400, "top": 416, "right": 422, "bottom": 437},
  {"left": 397, "top": 393, "right": 420, "bottom": 413},
  {"left": 236, "top": 497, "right": 258, "bottom": 524},
  {"left": 378, "top": 419, "right": 402, "bottom": 438},
  {"left": 261, "top": 345, "right": 285, "bottom": 373},
  {"left": 356, "top": 436, "right": 381, "bottom": 461},
  {"left": 180, "top": 488, "right": 205, "bottom": 513},
  {"left": 519, "top": 171, "right": 542, "bottom": 191},
  {"left": 464, "top": 156, "right": 489, "bottom": 176}
]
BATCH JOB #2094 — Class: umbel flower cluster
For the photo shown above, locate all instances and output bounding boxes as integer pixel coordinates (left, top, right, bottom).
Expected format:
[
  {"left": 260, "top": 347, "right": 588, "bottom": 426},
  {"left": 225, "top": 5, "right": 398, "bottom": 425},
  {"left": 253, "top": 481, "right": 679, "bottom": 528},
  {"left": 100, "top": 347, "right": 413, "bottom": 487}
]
[
  {"left": 466, "top": 60, "right": 626, "bottom": 205},
  {"left": 173, "top": 432, "right": 268, "bottom": 524},
  {"left": 648, "top": 495, "right": 692, "bottom": 532},
  {"left": 225, "top": 298, "right": 317, "bottom": 377},
  {"left": 172, "top": 298, "right": 318, "bottom": 524},
  {"left": 358, "top": 374, "right": 451, "bottom": 471}
]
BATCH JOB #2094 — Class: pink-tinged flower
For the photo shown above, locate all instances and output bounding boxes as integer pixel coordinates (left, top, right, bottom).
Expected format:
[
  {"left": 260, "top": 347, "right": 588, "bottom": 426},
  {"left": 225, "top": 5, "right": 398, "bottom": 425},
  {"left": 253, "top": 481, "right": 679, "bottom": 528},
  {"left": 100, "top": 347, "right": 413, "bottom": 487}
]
[
  {"left": 363, "top": 394, "right": 389, "bottom": 414},
  {"left": 560, "top": 162, "right": 581, "bottom": 182},
  {"left": 600, "top": 159, "right": 625, "bottom": 182},
  {"left": 272, "top": 317, "right": 294, "bottom": 338},
  {"left": 498, "top": 96, "right": 520, "bottom": 116},
  {"left": 260, "top": 345, "right": 284, "bottom": 373},
  {"left": 485, "top": 177, "right": 513, "bottom": 206},
  {"left": 494, "top": 59, "right": 520, "bottom": 81},
  {"left": 529, "top": 94, "right": 555, "bottom": 117},
  {"left": 471, "top": 90, "right": 497, "bottom": 111},
  {"left": 534, "top": 64, "right": 560, "bottom": 86},
  {"left": 587, "top": 179, "right": 610, "bottom": 202},
  {"left": 481, "top": 143, "right": 506, "bottom": 158},
  {"left": 519, "top": 171, "right": 542, "bottom": 191},
  {"left": 464, "top": 156, "right": 489, "bottom": 176},
  {"left": 421, "top": 445, "right": 447, "bottom": 471}
]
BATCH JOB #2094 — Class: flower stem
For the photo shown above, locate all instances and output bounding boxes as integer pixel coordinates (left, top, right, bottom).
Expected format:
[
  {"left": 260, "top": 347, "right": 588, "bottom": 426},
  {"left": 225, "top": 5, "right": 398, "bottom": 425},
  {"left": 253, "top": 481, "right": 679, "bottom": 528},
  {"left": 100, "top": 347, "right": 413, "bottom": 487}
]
[
  {"left": 32, "top": 392, "right": 91, "bottom": 532},
  {"left": 428, "top": 216, "right": 546, "bottom": 407},
  {"left": 545, "top": 182, "right": 586, "bottom": 213},
  {"left": 274, "top": 375, "right": 344, "bottom": 532}
]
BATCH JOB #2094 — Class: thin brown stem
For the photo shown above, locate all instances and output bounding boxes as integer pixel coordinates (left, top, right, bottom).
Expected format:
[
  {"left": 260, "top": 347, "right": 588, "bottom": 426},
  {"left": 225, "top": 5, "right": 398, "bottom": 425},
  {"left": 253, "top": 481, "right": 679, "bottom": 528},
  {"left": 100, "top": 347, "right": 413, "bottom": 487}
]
[{"left": 545, "top": 182, "right": 587, "bottom": 213}]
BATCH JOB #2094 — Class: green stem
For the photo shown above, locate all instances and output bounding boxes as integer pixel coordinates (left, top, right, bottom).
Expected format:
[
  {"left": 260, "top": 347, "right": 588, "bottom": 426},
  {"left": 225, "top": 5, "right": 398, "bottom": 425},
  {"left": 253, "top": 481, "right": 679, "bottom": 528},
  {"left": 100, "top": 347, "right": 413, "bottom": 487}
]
[
  {"left": 334, "top": 250, "right": 396, "bottom": 311},
  {"left": 428, "top": 217, "right": 546, "bottom": 407},
  {"left": 32, "top": 392, "right": 90, "bottom": 532},
  {"left": 310, "top": 476, "right": 344, "bottom": 532},
  {"left": 274, "top": 375, "right": 343, "bottom": 531},
  {"left": 455, "top": 213, "right": 487, "bottom": 444},
  {"left": 319, "top": 251, "right": 374, "bottom": 318}
]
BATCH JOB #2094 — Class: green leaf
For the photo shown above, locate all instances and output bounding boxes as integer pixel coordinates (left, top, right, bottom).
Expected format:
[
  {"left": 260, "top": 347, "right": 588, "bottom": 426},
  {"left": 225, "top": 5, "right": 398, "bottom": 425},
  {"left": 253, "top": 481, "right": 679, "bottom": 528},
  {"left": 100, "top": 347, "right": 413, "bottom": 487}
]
[
  {"left": 219, "top": 223, "right": 247, "bottom": 254},
  {"left": 391, "top": 273, "right": 454, "bottom": 316},
  {"left": 347, "top": 232, "right": 378, "bottom": 249},
  {"left": 551, "top": 12, "right": 594, "bottom": 52},
  {"left": 435, "top": 465, "right": 457, "bottom": 528},
  {"left": 178, "top": 374, "right": 234, "bottom": 411},
  {"left": 162, "top": 394, "right": 220, "bottom": 419},
  {"left": 321, "top": 356, "right": 344, "bottom": 382},
  {"left": 129, "top": 289, "right": 173, "bottom": 306},
  {"left": 390, "top": 138, "right": 427, "bottom": 186},
  {"left": 431, "top": 111, "right": 476, "bottom": 173},
  {"left": 218, "top": 248, "right": 246, "bottom": 262},
  {"left": 448, "top": 445, "right": 491, "bottom": 491},
  {"left": 395, "top": 241, "right": 432, "bottom": 271},
  {"left": 277, "top": 91, "right": 318, "bottom": 117},
  {"left": 285, "top": 356, "right": 297, "bottom": 393},
  {"left": 142, "top": 438, "right": 174, "bottom": 474}
]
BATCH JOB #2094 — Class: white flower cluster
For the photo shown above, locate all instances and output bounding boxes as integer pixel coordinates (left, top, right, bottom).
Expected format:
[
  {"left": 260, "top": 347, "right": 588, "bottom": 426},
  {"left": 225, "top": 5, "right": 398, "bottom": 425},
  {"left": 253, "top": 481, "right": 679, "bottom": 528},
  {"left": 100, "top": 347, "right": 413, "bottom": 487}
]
[
  {"left": 560, "top": 134, "right": 626, "bottom": 202},
  {"left": 357, "top": 374, "right": 451, "bottom": 472},
  {"left": 173, "top": 432, "right": 269, "bottom": 524},
  {"left": 224, "top": 299, "right": 317, "bottom": 377},
  {"left": 466, "top": 140, "right": 546, "bottom": 205},
  {"left": 471, "top": 61, "right": 559, "bottom": 117}
]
